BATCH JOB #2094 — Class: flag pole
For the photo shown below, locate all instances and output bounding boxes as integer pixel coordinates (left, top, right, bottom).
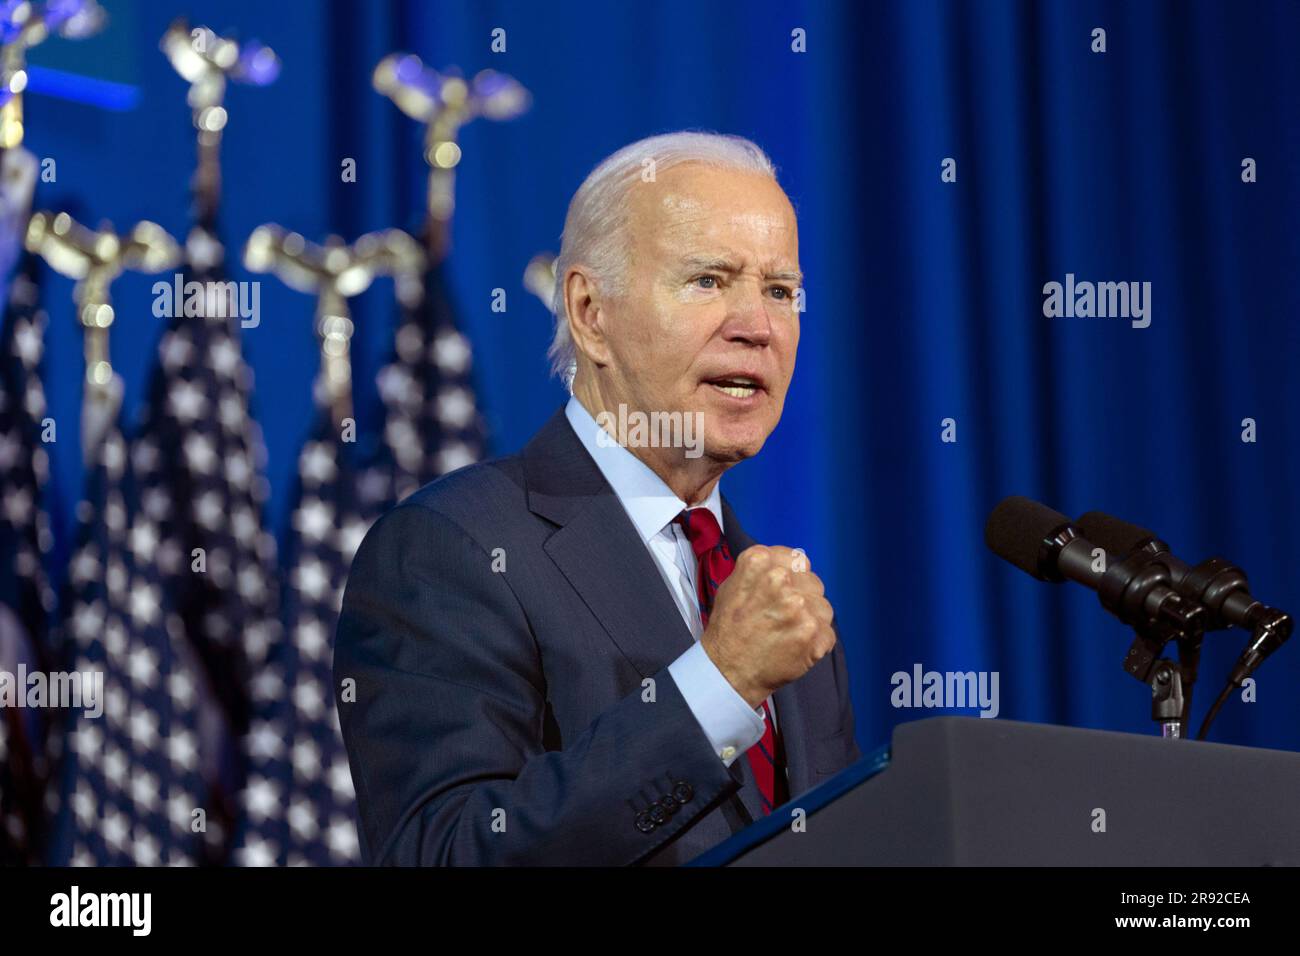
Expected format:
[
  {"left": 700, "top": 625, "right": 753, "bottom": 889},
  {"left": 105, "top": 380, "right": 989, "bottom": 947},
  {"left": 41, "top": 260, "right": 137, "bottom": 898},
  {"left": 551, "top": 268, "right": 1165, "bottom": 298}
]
[
  {"left": 372, "top": 55, "right": 530, "bottom": 263},
  {"left": 242, "top": 225, "right": 425, "bottom": 426},
  {"left": 24, "top": 212, "right": 179, "bottom": 451},
  {"left": 159, "top": 19, "right": 280, "bottom": 232}
]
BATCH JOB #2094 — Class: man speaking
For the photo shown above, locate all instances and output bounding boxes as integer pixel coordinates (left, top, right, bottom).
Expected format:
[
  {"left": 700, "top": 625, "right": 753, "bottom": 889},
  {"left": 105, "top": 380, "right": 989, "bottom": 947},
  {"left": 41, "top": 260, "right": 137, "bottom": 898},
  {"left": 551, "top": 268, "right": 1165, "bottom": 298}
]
[{"left": 334, "top": 131, "right": 860, "bottom": 865}]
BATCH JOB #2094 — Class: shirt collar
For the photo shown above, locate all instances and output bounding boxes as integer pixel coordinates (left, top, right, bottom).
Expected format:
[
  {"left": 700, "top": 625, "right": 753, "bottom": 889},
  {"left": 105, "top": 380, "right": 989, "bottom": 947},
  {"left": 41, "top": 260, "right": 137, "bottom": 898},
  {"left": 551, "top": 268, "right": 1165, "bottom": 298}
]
[{"left": 564, "top": 395, "right": 724, "bottom": 544}]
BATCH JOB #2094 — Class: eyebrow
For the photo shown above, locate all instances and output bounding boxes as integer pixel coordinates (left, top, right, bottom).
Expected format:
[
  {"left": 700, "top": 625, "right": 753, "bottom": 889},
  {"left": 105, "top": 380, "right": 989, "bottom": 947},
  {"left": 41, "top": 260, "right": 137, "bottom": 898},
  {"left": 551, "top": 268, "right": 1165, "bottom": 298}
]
[{"left": 678, "top": 255, "right": 803, "bottom": 284}]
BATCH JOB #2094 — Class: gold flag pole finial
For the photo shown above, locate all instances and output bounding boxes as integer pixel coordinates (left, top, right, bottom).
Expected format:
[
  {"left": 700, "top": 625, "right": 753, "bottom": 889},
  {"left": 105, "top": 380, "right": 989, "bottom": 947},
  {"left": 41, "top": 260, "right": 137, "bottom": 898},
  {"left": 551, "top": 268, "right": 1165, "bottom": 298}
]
[
  {"left": 25, "top": 210, "right": 181, "bottom": 388},
  {"left": 243, "top": 225, "right": 426, "bottom": 425},
  {"left": 0, "top": 0, "right": 107, "bottom": 150},
  {"left": 24, "top": 210, "right": 180, "bottom": 451},
  {"left": 160, "top": 19, "right": 280, "bottom": 228},
  {"left": 372, "top": 54, "right": 530, "bottom": 263}
]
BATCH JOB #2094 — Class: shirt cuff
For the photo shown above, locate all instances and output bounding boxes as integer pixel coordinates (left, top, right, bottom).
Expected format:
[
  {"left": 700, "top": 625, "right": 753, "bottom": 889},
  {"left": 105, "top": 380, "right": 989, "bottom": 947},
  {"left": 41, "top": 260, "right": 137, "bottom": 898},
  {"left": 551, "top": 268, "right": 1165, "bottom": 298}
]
[{"left": 668, "top": 641, "right": 766, "bottom": 766}]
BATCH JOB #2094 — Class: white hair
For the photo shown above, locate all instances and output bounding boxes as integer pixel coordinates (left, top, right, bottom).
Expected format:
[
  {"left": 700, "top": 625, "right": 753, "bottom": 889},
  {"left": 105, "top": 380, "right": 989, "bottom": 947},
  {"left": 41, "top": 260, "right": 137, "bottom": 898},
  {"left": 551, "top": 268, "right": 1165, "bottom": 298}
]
[{"left": 547, "top": 130, "right": 779, "bottom": 384}]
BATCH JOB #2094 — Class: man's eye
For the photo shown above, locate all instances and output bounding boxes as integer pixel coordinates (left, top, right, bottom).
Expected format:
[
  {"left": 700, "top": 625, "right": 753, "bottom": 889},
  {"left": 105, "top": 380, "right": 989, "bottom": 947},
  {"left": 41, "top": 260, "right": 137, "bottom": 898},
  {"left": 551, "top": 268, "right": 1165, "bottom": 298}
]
[
  {"left": 693, "top": 275, "right": 719, "bottom": 289},
  {"left": 769, "top": 285, "right": 792, "bottom": 300}
]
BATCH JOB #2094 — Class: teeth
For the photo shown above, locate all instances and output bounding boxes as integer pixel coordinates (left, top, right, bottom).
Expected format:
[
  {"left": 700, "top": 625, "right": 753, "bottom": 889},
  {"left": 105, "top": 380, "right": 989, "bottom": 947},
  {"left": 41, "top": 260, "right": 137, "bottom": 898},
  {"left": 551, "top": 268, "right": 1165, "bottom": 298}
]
[{"left": 715, "top": 384, "right": 757, "bottom": 398}]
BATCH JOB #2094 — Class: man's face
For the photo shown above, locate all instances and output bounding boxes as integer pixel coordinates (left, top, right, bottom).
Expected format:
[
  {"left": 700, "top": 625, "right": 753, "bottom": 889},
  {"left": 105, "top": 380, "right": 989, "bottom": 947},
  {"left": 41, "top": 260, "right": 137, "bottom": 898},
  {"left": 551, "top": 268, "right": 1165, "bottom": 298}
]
[{"left": 595, "top": 163, "right": 801, "bottom": 464}]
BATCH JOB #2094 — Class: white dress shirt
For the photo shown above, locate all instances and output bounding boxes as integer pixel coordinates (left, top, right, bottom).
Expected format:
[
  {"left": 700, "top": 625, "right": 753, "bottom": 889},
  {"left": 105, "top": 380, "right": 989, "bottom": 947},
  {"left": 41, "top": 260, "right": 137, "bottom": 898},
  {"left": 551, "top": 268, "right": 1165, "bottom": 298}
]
[{"left": 564, "top": 397, "right": 774, "bottom": 768}]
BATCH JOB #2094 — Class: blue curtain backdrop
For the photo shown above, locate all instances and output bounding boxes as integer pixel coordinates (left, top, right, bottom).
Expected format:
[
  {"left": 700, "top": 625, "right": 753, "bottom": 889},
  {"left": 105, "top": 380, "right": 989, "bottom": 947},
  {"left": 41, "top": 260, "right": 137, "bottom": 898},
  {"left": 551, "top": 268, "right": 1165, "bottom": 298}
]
[{"left": 22, "top": 0, "right": 1300, "bottom": 754}]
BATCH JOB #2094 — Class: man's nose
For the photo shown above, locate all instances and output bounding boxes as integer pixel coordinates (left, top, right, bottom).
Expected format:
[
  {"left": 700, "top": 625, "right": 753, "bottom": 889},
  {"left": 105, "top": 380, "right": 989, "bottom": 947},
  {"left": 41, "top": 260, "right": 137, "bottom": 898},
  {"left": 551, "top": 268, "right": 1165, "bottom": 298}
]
[{"left": 722, "top": 283, "right": 773, "bottom": 346}]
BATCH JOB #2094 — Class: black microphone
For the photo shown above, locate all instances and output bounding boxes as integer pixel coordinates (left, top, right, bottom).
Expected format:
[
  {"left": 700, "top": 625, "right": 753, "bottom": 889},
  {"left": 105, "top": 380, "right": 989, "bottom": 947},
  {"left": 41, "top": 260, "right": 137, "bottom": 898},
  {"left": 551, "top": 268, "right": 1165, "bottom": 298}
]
[
  {"left": 984, "top": 496, "right": 1203, "bottom": 634},
  {"left": 1076, "top": 510, "right": 1292, "bottom": 686}
]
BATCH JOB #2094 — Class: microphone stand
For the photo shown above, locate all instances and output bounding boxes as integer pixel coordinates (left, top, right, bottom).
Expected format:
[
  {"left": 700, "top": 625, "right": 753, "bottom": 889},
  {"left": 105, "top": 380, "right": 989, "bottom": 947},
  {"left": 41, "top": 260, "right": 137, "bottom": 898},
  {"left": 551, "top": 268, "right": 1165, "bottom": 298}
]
[
  {"left": 1121, "top": 614, "right": 1202, "bottom": 738},
  {"left": 1098, "top": 551, "right": 1205, "bottom": 738}
]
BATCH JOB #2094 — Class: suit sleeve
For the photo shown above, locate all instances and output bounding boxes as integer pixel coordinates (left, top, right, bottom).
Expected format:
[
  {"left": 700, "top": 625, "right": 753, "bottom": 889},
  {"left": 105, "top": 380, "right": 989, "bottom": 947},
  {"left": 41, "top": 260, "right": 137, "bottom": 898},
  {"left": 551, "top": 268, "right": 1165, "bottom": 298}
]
[
  {"left": 333, "top": 501, "right": 745, "bottom": 865},
  {"left": 830, "top": 623, "right": 863, "bottom": 767}
]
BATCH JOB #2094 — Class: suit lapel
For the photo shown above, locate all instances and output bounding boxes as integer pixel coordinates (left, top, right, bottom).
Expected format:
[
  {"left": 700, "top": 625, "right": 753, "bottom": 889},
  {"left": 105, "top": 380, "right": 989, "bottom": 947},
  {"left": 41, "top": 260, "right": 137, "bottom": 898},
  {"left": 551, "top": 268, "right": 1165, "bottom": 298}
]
[
  {"left": 525, "top": 408, "right": 695, "bottom": 678},
  {"left": 545, "top": 501, "right": 697, "bottom": 677}
]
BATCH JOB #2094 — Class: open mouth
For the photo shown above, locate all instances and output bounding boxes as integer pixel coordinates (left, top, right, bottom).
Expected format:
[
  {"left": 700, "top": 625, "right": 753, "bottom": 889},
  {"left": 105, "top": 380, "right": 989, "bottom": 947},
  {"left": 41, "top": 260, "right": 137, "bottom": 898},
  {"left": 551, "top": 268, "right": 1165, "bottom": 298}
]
[{"left": 706, "top": 376, "right": 765, "bottom": 399}]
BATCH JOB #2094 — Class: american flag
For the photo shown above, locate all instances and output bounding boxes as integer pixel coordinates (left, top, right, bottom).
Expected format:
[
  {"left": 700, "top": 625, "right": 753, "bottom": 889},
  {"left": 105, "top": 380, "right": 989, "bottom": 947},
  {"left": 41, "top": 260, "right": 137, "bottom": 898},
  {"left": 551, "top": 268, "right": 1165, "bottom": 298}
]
[
  {"left": 44, "top": 362, "right": 208, "bottom": 866},
  {"left": 233, "top": 245, "right": 486, "bottom": 865},
  {"left": 0, "top": 255, "right": 56, "bottom": 863},
  {"left": 131, "top": 224, "right": 280, "bottom": 860},
  {"left": 361, "top": 261, "right": 486, "bottom": 515},
  {"left": 233, "top": 389, "right": 367, "bottom": 866}
]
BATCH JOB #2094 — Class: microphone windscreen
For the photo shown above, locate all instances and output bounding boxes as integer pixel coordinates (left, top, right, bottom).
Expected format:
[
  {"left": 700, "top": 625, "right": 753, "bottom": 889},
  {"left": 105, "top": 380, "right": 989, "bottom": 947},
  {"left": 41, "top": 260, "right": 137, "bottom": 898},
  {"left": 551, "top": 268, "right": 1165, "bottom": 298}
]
[
  {"left": 1076, "top": 511, "right": 1156, "bottom": 557},
  {"left": 984, "top": 495, "right": 1073, "bottom": 580}
]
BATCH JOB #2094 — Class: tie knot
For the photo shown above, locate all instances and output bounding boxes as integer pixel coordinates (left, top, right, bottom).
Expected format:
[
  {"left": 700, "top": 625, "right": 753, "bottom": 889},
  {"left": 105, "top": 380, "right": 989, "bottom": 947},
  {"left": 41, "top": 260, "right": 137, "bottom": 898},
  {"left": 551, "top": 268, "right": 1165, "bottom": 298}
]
[{"left": 675, "top": 507, "right": 723, "bottom": 556}]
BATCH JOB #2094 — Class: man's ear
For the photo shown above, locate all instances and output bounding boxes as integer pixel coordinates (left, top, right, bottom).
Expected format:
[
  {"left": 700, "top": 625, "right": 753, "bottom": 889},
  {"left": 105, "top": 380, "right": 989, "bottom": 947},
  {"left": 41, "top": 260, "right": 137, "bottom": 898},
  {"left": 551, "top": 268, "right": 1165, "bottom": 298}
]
[{"left": 563, "top": 266, "right": 613, "bottom": 367}]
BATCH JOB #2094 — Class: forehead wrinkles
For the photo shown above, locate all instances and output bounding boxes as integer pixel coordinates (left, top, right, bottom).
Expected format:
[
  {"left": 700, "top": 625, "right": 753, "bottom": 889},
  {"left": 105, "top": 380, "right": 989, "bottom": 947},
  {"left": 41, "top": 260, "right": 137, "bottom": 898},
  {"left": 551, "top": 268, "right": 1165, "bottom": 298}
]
[
  {"left": 722, "top": 209, "right": 792, "bottom": 241},
  {"left": 654, "top": 196, "right": 794, "bottom": 246},
  {"left": 626, "top": 177, "right": 799, "bottom": 273},
  {"left": 647, "top": 190, "right": 712, "bottom": 236}
]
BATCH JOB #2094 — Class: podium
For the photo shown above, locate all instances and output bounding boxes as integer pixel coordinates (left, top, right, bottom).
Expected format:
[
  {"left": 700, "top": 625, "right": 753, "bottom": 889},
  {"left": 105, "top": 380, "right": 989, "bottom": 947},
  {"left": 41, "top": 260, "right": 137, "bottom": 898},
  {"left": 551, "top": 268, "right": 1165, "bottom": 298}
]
[{"left": 690, "top": 716, "right": 1300, "bottom": 866}]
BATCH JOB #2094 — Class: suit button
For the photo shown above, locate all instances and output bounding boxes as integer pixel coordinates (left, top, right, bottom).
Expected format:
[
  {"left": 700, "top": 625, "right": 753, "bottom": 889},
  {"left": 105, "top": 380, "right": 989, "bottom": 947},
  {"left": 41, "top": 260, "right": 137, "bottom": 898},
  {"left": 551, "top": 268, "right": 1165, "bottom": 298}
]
[
  {"left": 649, "top": 803, "right": 670, "bottom": 824},
  {"left": 657, "top": 795, "right": 679, "bottom": 814},
  {"left": 634, "top": 810, "right": 656, "bottom": 833},
  {"left": 672, "top": 781, "right": 693, "bottom": 804}
]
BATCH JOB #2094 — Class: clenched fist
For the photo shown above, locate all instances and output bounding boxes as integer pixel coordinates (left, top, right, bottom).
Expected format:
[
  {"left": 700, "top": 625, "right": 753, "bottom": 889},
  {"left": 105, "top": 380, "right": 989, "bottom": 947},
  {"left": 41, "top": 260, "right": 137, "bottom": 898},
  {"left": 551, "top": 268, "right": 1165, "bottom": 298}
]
[{"left": 700, "top": 545, "right": 837, "bottom": 709}]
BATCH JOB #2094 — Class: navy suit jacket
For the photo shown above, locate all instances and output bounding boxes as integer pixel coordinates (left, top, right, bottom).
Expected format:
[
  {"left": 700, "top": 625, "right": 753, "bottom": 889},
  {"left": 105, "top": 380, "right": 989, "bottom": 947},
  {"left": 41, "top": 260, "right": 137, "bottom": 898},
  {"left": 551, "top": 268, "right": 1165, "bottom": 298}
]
[{"left": 334, "top": 406, "right": 861, "bottom": 865}]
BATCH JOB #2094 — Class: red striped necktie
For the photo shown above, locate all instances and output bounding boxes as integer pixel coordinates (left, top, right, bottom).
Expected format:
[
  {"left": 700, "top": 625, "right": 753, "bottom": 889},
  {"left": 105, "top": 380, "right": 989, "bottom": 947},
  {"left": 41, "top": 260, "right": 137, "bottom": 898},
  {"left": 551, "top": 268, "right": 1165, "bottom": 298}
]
[{"left": 674, "top": 507, "right": 785, "bottom": 815}]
